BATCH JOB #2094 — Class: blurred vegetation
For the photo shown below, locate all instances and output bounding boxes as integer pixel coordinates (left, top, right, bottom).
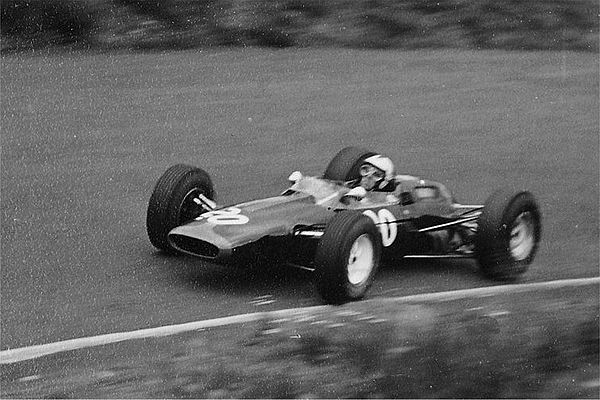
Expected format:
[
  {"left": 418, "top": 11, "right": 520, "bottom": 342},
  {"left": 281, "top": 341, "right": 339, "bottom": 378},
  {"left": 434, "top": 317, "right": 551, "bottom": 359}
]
[
  {"left": 70, "top": 309, "right": 600, "bottom": 397},
  {"left": 1, "top": 0, "right": 598, "bottom": 52},
  {"left": 1, "top": 0, "right": 96, "bottom": 47},
  {"left": 202, "top": 311, "right": 599, "bottom": 398},
  {"left": 1, "top": 293, "right": 598, "bottom": 398}
]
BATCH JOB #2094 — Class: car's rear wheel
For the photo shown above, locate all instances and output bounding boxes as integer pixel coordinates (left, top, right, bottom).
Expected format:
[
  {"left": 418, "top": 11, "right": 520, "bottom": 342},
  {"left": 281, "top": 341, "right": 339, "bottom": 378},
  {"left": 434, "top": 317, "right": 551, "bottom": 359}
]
[
  {"left": 314, "top": 212, "right": 382, "bottom": 304},
  {"left": 475, "top": 189, "right": 541, "bottom": 280},
  {"left": 323, "top": 146, "right": 376, "bottom": 182},
  {"left": 147, "top": 164, "right": 215, "bottom": 254}
]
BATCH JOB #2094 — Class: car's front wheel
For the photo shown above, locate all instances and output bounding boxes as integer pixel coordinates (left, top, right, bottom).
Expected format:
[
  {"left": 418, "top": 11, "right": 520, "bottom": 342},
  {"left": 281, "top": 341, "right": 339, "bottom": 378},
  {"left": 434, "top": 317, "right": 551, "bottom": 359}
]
[
  {"left": 475, "top": 189, "right": 541, "bottom": 280},
  {"left": 146, "top": 164, "right": 215, "bottom": 254},
  {"left": 314, "top": 212, "right": 382, "bottom": 304}
]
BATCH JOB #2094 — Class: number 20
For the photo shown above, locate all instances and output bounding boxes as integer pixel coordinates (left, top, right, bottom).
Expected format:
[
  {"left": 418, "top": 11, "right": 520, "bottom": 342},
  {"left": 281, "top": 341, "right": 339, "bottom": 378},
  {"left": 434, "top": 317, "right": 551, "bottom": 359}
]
[{"left": 196, "top": 207, "right": 249, "bottom": 225}]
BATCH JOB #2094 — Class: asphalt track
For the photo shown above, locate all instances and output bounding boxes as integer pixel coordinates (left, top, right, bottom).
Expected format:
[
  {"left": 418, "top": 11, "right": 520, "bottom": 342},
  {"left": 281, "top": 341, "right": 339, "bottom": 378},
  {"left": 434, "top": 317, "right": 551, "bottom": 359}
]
[{"left": 1, "top": 49, "right": 598, "bottom": 351}]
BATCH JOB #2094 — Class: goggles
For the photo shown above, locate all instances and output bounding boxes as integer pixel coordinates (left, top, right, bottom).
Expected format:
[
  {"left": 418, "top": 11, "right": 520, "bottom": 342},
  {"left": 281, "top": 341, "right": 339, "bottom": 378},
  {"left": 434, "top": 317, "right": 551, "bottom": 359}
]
[{"left": 359, "top": 164, "right": 385, "bottom": 180}]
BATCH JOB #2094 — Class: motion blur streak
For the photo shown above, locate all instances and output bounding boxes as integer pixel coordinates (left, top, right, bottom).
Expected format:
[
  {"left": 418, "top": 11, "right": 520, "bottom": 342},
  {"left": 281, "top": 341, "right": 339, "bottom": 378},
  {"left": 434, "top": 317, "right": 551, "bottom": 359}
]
[{"left": 1, "top": 277, "right": 598, "bottom": 364}]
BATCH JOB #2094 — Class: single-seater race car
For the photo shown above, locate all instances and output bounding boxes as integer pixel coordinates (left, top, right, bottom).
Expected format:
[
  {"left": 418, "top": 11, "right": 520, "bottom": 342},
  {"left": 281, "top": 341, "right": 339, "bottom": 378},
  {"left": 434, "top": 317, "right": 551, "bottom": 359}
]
[{"left": 147, "top": 147, "right": 542, "bottom": 304}]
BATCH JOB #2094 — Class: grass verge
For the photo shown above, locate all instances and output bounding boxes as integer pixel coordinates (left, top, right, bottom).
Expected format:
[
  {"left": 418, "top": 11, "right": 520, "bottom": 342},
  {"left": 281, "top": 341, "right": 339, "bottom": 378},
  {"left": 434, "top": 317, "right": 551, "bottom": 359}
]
[{"left": 1, "top": 284, "right": 598, "bottom": 398}]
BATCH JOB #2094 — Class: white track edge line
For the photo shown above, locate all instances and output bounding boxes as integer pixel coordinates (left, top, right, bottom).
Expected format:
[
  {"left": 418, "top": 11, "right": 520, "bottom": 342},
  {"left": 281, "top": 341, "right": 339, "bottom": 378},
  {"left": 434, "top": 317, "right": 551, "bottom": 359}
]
[
  {"left": 378, "top": 276, "right": 600, "bottom": 303},
  {"left": 1, "top": 277, "right": 598, "bottom": 364}
]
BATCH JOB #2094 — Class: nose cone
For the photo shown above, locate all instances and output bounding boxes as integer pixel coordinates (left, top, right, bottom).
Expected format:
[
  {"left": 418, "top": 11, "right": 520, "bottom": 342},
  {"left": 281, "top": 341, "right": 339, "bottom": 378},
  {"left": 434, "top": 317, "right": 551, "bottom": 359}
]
[
  {"left": 167, "top": 194, "right": 334, "bottom": 260},
  {"left": 169, "top": 222, "right": 235, "bottom": 260}
]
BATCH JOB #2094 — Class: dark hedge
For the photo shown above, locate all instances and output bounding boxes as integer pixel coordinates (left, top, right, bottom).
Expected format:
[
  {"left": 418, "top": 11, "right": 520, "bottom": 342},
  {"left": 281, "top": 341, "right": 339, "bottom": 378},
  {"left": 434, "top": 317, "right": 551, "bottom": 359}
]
[{"left": 1, "top": 0, "right": 598, "bottom": 51}]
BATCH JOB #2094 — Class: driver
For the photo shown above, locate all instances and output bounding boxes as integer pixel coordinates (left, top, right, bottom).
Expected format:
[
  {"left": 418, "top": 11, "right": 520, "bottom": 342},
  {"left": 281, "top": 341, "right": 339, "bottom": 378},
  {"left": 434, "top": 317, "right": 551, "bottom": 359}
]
[{"left": 359, "top": 155, "right": 396, "bottom": 192}]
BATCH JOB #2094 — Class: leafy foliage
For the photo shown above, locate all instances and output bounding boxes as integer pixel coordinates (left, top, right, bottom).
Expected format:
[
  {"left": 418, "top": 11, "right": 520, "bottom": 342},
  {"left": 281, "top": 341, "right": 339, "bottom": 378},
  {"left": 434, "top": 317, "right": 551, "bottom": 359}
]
[
  {"left": 1, "top": 0, "right": 95, "bottom": 48},
  {"left": 1, "top": 0, "right": 597, "bottom": 51}
]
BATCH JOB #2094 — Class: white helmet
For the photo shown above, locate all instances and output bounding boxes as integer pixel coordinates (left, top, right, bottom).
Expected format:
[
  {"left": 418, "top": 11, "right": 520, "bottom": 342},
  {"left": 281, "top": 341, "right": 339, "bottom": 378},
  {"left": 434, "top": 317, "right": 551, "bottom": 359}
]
[{"left": 361, "top": 155, "right": 395, "bottom": 190}]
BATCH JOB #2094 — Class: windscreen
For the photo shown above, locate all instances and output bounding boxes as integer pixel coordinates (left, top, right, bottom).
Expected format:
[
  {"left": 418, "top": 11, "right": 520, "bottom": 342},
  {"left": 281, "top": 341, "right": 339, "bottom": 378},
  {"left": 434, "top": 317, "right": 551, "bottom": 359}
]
[{"left": 288, "top": 176, "right": 344, "bottom": 205}]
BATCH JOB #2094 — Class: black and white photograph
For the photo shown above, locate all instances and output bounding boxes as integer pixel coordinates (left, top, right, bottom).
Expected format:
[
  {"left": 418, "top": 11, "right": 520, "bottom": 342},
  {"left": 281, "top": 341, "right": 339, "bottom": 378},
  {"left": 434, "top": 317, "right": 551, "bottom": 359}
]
[{"left": 1, "top": 0, "right": 598, "bottom": 398}]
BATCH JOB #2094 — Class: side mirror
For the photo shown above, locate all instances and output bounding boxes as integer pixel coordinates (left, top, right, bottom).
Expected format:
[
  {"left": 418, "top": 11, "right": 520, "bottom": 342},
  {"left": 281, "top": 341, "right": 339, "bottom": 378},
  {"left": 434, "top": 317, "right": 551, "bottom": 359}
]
[{"left": 288, "top": 171, "right": 303, "bottom": 183}]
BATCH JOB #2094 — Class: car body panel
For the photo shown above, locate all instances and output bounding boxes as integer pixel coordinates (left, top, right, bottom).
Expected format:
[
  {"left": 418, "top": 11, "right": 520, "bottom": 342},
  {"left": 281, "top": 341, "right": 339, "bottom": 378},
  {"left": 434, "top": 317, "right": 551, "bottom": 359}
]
[
  {"left": 167, "top": 174, "right": 479, "bottom": 261},
  {"left": 169, "top": 193, "right": 334, "bottom": 256}
]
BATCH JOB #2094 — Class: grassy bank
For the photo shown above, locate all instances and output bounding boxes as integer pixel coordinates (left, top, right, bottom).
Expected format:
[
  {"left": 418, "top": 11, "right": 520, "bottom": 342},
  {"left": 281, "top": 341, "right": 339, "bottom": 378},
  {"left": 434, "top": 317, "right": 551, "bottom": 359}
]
[
  {"left": 2, "top": 284, "right": 598, "bottom": 398},
  {"left": 1, "top": 0, "right": 598, "bottom": 52}
]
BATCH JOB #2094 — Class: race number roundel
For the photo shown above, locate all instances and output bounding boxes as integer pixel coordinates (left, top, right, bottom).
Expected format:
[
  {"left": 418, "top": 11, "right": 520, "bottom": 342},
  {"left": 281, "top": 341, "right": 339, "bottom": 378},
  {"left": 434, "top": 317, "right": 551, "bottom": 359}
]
[
  {"left": 197, "top": 207, "right": 249, "bottom": 225},
  {"left": 363, "top": 209, "right": 397, "bottom": 247}
]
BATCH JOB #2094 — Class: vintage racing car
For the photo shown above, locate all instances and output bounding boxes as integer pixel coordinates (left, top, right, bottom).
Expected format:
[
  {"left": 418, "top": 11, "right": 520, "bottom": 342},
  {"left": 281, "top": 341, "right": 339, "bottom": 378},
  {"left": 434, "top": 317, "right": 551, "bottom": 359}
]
[{"left": 146, "top": 147, "right": 542, "bottom": 304}]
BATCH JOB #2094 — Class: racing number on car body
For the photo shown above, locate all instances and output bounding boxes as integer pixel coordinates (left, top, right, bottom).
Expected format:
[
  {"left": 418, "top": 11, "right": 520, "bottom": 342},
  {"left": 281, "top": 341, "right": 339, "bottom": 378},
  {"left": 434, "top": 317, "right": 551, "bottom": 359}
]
[
  {"left": 196, "top": 207, "right": 249, "bottom": 225},
  {"left": 363, "top": 209, "right": 397, "bottom": 247}
]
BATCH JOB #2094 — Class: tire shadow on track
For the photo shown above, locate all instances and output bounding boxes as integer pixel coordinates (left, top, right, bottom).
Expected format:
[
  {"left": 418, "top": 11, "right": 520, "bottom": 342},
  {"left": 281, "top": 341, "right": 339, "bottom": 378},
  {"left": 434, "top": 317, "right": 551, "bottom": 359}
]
[
  {"left": 151, "top": 252, "right": 315, "bottom": 296},
  {"left": 380, "top": 257, "right": 481, "bottom": 279},
  {"left": 152, "top": 250, "right": 486, "bottom": 300}
]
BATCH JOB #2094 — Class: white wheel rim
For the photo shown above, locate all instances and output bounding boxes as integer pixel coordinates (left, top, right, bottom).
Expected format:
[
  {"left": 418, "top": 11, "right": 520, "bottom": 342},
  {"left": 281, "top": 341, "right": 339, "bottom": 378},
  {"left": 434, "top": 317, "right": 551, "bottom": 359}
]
[
  {"left": 347, "top": 234, "right": 375, "bottom": 285},
  {"left": 509, "top": 211, "right": 536, "bottom": 261}
]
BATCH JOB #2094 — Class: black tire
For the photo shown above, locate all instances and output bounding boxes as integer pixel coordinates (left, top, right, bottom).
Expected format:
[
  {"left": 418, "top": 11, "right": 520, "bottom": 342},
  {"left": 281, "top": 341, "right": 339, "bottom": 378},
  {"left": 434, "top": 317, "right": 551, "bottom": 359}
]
[
  {"left": 146, "top": 164, "right": 215, "bottom": 253},
  {"left": 323, "top": 146, "right": 376, "bottom": 182},
  {"left": 475, "top": 189, "right": 541, "bottom": 280},
  {"left": 314, "top": 212, "right": 382, "bottom": 304}
]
